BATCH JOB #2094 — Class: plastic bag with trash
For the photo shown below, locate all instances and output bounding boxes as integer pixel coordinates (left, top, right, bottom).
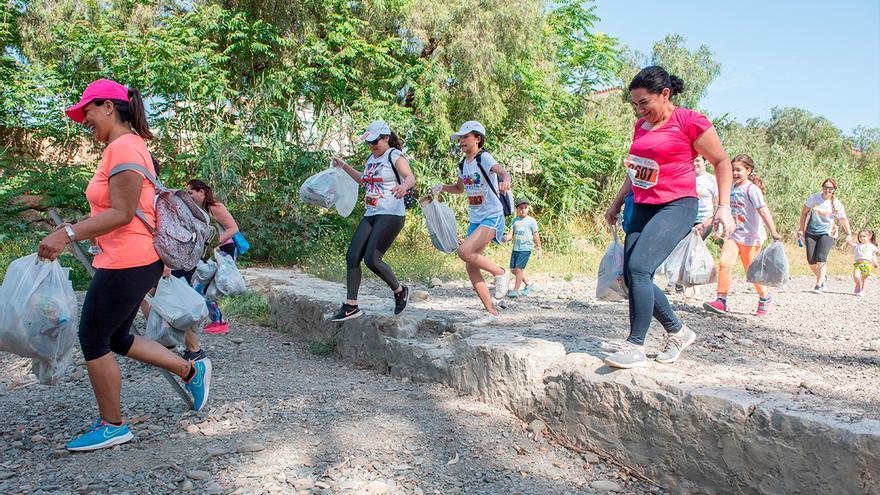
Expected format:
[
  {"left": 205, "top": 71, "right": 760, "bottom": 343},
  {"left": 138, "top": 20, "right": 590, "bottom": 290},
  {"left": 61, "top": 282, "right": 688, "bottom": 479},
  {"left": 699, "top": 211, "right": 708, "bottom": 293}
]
[
  {"left": 420, "top": 196, "right": 459, "bottom": 253},
  {"left": 299, "top": 167, "right": 358, "bottom": 217},
  {"left": 214, "top": 250, "right": 246, "bottom": 296},
  {"left": 0, "top": 254, "right": 78, "bottom": 385},
  {"left": 665, "top": 233, "right": 717, "bottom": 287},
  {"left": 746, "top": 241, "right": 789, "bottom": 287},
  {"left": 145, "top": 307, "right": 185, "bottom": 348},
  {"left": 192, "top": 259, "right": 217, "bottom": 293},
  {"left": 596, "top": 226, "right": 627, "bottom": 301},
  {"left": 150, "top": 275, "right": 209, "bottom": 331}
]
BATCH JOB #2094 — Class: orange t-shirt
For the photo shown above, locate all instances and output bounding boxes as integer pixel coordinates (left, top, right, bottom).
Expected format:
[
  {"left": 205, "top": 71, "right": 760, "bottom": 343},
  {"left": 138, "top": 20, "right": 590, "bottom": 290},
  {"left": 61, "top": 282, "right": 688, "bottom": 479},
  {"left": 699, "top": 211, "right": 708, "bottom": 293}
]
[{"left": 85, "top": 134, "right": 160, "bottom": 269}]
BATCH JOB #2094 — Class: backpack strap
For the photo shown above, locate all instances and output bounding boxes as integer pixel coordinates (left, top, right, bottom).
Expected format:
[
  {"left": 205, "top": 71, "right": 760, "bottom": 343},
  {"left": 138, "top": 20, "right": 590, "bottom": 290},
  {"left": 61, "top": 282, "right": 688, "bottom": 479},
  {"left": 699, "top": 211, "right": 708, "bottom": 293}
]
[
  {"left": 387, "top": 149, "right": 403, "bottom": 185},
  {"left": 107, "top": 162, "right": 164, "bottom": 233},
  {"left": 473, "top": 151, "right": 501, "bottom": 200}
]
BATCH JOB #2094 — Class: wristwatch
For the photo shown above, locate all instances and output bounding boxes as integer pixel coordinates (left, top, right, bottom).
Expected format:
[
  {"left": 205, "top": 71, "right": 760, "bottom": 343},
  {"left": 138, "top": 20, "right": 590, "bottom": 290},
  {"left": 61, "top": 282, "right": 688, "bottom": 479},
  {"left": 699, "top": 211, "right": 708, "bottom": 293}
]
[{"left": 64, "top": 225, "right": 76, "bottom": 241}]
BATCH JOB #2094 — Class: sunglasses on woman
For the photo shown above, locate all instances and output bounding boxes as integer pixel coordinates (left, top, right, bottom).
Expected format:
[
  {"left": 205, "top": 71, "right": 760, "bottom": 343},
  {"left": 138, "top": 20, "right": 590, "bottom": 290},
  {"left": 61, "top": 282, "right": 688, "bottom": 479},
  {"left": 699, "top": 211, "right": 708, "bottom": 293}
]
[{"left": 366, "top": 137, "right": 381, "bottom": 145}]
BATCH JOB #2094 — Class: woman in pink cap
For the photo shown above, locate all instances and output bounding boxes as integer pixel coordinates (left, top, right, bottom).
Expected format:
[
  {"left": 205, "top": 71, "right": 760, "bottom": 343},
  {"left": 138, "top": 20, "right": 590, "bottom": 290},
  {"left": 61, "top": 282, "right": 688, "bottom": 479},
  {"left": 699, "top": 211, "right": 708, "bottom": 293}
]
[{"left": 37, "top": 79, "right": 212, "bottom": 451}]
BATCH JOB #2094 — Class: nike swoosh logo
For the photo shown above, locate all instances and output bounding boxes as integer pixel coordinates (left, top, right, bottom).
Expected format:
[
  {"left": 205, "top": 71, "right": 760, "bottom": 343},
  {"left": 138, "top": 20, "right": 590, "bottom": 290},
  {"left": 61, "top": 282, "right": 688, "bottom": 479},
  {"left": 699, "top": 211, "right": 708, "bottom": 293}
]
[
  {"left": 345, "top": 310, "right": 356, "bottom": 316},
  {"left": 103, "top": 426, "right": 125, "bottom": 438}
]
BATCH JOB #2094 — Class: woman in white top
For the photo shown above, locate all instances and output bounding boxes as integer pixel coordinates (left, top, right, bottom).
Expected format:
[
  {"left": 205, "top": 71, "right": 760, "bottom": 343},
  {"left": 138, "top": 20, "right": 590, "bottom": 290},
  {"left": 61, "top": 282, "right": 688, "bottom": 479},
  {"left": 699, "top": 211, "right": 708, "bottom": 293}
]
[
  {"left": 329, "top": 120, "right": 416, "bottom": 321},
  {"left": 797, "top": 178, "right": 853, "bottom": 293},
  {"left": 432, "top": 121, "right": 513, "bottom": 327}
]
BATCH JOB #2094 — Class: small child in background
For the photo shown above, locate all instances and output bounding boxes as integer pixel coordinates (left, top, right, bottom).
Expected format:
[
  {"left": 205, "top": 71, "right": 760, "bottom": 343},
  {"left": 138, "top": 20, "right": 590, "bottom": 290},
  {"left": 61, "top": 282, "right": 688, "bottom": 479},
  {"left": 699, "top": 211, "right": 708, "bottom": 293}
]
[
  {"left": 503, "top": 198, "right": 541, "bottom": 297},
  {"left": 853, "top": 229, "right": 878, "bottom": 296}
]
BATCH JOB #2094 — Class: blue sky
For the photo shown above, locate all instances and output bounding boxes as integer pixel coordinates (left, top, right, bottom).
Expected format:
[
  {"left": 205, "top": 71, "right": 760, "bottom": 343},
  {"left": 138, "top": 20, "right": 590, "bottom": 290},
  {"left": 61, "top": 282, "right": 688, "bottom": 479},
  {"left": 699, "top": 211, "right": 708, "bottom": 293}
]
[{"left": 593, "top": 0, "right": 880, "bottom": 133}]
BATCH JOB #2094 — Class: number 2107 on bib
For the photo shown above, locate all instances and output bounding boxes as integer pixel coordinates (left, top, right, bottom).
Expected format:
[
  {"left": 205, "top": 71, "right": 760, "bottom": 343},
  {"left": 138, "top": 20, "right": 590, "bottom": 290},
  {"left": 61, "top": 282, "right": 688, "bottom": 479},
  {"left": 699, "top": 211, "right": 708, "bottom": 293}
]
[{"left": 625, "top": 154, "right": 659, "bottom": 190}]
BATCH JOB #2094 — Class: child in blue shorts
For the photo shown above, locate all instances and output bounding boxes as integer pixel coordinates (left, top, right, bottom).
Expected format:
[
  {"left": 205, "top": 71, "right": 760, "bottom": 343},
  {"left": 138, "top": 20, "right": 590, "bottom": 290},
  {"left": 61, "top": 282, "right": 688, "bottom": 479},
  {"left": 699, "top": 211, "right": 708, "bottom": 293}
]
[{"left": 503, "top": 198, "right": 541, "bottom": 297}]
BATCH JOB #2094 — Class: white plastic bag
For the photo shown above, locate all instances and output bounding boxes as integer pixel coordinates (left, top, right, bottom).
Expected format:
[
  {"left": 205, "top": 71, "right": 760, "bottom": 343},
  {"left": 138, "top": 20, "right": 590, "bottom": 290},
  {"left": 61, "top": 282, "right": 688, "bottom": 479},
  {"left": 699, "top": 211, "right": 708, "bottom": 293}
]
[
  {"left": 145, "top": 308, "right": 185, "bottom": 348},
  {"left": 665, "top": 233, "right": 716, "bottom": 287},
  {"left": 299, "top": 167, "right": 358, "bottom": 217},
  {"left": 420, "top": 196, "right": 459, "bottom": 253},
  {"left": 150, "top": 275, "right": 209, "bottom": 331},
  {"left": 0, "top": 254, "right": 78, "bottom": 385},
  {"left": 747, "top": 241, "right": 789, "bottom": 287},
  {"left": 596, "top": 226, "right": 627, "bottom": 301},
  {"left": 192, "top": 259, "right": 217, "bottom": 291},
  {"left": 214, "top": 250, "right": 246, "bottom": 296}
]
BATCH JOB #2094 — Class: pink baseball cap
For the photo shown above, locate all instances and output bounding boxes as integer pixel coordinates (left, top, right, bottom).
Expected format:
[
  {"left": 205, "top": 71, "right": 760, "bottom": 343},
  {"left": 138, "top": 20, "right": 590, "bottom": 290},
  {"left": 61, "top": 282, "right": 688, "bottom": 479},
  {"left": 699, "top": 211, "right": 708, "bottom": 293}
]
[{"left": 65, "top": 79, "right": 130, "bottom": 123}]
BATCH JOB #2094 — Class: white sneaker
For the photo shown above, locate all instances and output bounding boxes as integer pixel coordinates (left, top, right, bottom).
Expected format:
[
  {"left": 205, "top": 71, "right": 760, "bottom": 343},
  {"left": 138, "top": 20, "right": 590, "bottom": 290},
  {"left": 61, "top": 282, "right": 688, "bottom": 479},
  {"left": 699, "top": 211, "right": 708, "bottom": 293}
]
[
  {"left": 655, "top": 325, "right": 696, "bottom": 364},
  {"left": 469, "top": 312, "right": 501, "bottom": 327},
  {"left": 603, "top": 342, "right": 648, "bottom": 369},
  {"left": 494, "top": 269, "right": 510, "bottom": 299}
]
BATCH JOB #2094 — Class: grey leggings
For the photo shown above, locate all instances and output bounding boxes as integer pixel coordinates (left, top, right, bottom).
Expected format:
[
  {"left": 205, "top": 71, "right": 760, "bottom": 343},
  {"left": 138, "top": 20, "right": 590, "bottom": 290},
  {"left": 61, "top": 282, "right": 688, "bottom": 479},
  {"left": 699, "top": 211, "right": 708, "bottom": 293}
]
[
  {"left": 624, "top": 197, "right": 698, "bottom": 345},
  {"left": 346, "top": 214, "right": 405, "bottom": 300}
]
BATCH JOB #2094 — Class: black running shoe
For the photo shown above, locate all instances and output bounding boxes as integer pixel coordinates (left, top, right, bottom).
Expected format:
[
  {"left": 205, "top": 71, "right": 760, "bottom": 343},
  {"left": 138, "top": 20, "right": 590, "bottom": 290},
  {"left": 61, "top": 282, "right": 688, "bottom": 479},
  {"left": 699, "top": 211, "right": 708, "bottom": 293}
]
[
  {"left": 181, "top": 348, "right": 207, "bottom": 361},
  {"left": 330, "top": 303, "right": 363, "bottom": 322},
  {"left": 394, "top": 285, "right": 409, "bottom": 315}
]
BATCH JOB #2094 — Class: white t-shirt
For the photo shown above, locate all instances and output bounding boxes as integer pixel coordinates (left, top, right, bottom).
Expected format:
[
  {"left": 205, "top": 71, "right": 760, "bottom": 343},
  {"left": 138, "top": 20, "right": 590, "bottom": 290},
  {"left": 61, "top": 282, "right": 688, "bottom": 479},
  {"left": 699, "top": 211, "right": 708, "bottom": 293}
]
[
  {"left": 459, "top": 151, "right": 503, "bottom": 223},
  {"left": 730, "top": 181, "right": 766, "bottom": 246},
  {"left": 804, "top": 193, "right": 846, "bottom": 236},
  {"left": 361, "top": 148, "right": 406, "bottom": 217},
  {"left": 695, "top": 172, "right": 718, "bottom": 223},
  {"left": 854, "top": 243, "right": 877, "bottom": 262}
]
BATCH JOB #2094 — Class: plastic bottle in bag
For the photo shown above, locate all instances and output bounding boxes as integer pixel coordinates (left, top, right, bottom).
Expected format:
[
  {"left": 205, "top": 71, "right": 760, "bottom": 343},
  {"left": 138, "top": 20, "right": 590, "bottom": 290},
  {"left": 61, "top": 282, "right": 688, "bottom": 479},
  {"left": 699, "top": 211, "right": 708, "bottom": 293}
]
[
  {"left": 596, "top": 226, "right": 627, "bottom": 301},
  {"left": 0, "top": 254, "right": 78, "bottom": 385},
  {"left": 420, "top": 196, "right": 459, "bottom": 253}
]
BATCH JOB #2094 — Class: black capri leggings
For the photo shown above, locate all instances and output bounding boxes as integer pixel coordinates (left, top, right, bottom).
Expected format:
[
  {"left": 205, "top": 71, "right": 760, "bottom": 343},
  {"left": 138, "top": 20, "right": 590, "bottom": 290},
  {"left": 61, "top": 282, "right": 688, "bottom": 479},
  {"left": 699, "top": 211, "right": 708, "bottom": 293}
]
[
  {"left": 346, "top": 214, "right": 405, "bottom": 300},
  {"left": 79, "top": 260, "right": 163, "bottom": 361},
  {"left": 805, "top": 232, "right": 835, "bottom": 264}
]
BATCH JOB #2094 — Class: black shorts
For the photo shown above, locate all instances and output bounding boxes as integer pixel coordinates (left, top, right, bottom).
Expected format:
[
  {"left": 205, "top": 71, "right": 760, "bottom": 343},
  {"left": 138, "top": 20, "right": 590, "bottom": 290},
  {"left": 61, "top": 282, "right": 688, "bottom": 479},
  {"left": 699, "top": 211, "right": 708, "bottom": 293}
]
[
  {"left": 805, "top": 232, "right": 835, "bottom": 264},
  {"left": 510, "top": 250, "right": 532, "bottom": 270},
  {"left": 79, "top": 260, "right": 163, "bottom": 361}
]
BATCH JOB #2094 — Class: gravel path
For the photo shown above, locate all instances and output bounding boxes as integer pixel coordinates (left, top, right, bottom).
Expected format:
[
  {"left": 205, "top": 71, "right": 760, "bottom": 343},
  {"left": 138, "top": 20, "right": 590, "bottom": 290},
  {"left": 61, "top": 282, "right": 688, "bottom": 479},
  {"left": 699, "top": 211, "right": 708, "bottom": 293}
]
[{"left": 0, "top": 318, "right": 663, "bottom": 495}]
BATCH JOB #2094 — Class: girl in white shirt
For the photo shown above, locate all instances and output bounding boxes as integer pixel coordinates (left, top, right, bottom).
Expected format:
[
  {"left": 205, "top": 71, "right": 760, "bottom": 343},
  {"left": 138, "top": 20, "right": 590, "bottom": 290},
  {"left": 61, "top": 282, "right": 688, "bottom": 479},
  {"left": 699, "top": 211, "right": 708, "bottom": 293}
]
[{"left": 853, "top": 229, "right": 878, "bottom": 296}]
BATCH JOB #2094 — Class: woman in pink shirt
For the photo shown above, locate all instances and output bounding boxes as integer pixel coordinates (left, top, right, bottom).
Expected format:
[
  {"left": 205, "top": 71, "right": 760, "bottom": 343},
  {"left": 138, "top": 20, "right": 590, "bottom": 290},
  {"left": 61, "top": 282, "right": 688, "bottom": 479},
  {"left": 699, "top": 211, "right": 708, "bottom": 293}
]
[
  {"left": 602, "top": 67, "right": 735, "bottom": 369},
  {"left": 37, "top": 79, "right": 211, "bottom": 451}
]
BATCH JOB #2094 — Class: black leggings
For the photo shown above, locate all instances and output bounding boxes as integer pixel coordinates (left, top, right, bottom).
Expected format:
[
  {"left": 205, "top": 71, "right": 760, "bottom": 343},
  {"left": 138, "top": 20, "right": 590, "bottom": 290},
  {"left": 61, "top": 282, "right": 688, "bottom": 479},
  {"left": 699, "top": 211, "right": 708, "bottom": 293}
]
[
  {"left": 79, "top": 260, "right": 163, "bottom": 361},
  {"left": 346, "top": 215, "right": 405, "bottom": 300},
  {"left": 805, "top": 232, "right": 834, "bottom": 264},
  {"left": 624, "top": 197, "right": 697, "bottom": 345}
]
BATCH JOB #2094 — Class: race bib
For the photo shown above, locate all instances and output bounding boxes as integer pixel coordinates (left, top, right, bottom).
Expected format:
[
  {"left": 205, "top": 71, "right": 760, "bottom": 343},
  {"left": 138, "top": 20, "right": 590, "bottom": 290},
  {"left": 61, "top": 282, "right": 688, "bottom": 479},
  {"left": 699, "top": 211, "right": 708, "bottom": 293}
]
[
  {"left": 365, "top": 195, "right": 380, "bottom": 208},
  {"left": 467, "top": 194, "right": 484, "bottom": 207},
  {"left": 625, "top": 154, "right": 659, "bottom": 190}
]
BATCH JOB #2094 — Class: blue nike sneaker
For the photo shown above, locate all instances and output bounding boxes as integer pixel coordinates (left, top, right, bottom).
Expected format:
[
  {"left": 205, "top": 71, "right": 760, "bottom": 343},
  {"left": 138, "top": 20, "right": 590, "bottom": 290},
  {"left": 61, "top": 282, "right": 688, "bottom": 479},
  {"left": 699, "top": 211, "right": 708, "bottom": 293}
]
[
  {"left": 184, "top": 358, "right": 212, "bottom": 412},
  {"left": 66, "top": 419, "right": 133, "bottom": 451}
]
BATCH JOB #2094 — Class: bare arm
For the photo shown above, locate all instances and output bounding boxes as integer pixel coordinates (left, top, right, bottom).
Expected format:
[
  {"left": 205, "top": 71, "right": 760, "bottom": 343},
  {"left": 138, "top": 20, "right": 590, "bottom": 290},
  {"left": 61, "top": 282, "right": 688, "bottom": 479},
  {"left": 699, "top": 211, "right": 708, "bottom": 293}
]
[
  {"left": 694, "top": 127, "right": 734, "bottom": 236},
  {"left": 38, "top": 171, "right": 145, "bottom": 259},
  {"left": 757, "top": 206, "right": 781, "bottom": 241},
  {"left": 490, "top": 164, "right": 512, "bottom": 193},
  {"left": 603, "top": 177, "right": 632, "bottom": 226},
  {"left": 210, "top": 203, "right": 239, "bottom": 244},
  {"left": 390, "top": 155, "right": 416, "bottom": 198},
  {"left": 798, "top": 205, "right": 810, "bottom": 236},
  {"left": 438, "top": 178, "right": 465, "bottom": 194},
  {"left": 839, "top": 216, "right": 853, "bottom": 245}
]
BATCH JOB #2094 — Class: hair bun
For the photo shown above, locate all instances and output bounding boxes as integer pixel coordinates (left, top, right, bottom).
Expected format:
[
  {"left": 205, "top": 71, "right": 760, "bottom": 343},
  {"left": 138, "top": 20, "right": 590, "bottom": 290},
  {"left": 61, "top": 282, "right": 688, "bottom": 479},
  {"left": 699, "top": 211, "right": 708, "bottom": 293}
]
[{"left": 669, "top": 75, "right": 685, "bottom": 96}]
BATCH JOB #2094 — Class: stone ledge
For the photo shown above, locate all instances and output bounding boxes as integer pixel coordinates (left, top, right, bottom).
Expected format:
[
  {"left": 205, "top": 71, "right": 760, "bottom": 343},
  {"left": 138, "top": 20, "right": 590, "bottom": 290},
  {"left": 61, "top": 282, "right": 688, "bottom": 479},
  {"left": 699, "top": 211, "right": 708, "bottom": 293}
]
[{"left": 247, "top": 268, "right": 880, "bottom": 495}]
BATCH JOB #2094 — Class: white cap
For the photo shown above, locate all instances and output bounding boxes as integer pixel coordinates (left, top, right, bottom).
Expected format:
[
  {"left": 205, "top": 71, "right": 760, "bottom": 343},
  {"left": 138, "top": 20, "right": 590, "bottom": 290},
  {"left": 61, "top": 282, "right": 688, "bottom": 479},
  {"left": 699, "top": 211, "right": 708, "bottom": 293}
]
[
  {"left": 360, "top": 120, "right": 391, "bottom": 142},
  {"left": 450, "top": 121, "right": 486, "bottom": 142}
]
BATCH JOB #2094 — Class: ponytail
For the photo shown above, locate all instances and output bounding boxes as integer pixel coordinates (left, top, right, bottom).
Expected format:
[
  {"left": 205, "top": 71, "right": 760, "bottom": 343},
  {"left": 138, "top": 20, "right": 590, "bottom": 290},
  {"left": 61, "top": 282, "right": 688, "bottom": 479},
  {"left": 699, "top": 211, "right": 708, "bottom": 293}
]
[
  {"left": 748, "top": 173, "right": 766, "bottom": 194},
  {"left": 90, "top": 88, "right": 153, "bottom": 140},
  {"left": 386, "top": 131, "right": 402, "bottom": 150},
  {"left": 127, "top": 89, "right": 153, "bottom": 140}
]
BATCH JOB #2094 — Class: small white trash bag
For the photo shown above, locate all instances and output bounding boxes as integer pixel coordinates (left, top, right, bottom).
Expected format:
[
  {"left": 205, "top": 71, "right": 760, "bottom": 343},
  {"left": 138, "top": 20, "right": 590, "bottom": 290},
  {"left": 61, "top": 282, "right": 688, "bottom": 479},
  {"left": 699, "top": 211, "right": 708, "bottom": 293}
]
[
  {"left": 299, "top": 167, "right": 358, "bottom": 217},
  {"left": 0, "top": 254, "right": 78, "bottom": 385},
  {"left": 145, "top": 307, "right": 185, "bottom": 348},
  {"left": 665, "top": 232, "right": 717, "bottom": 287},
  {"left": 214, "top": 250, "right": 246, "bottom": 296},
  {"left": 150, "top": 275, "right": 209, "bottom": 331},
  {"left": 420, "top": 196, "right": 459, "bottom": 253},
  {"left": 596, "top": 226, "right": 627, "bottom": 301},
  {"left": 746, "top": 241, "right": 789, "bottom": 287}
]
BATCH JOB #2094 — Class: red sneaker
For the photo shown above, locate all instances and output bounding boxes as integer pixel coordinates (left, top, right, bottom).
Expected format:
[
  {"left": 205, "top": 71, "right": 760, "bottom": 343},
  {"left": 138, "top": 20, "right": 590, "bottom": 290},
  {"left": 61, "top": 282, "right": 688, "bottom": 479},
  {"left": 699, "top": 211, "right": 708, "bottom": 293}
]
[
  {"left": 702, "top": 298, "right": 728, "bottom": 314},
  {"left": 755, "top": 296, "right": 773, "bottom": 317},
  {"left": 203, "top": 321, "right": 229, "bottom": 335}
]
